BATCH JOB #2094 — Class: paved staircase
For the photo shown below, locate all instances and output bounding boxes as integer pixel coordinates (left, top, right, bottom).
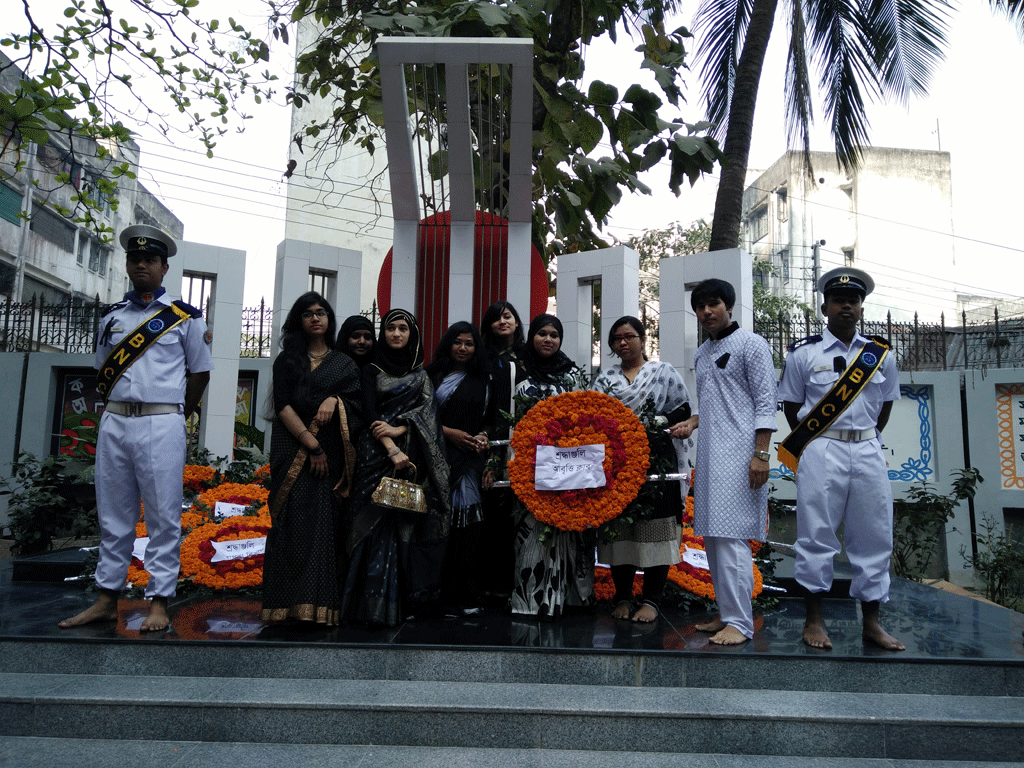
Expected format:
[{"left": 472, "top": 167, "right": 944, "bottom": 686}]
[{"left": 1, "top": 632, "right": 1022, "bottom": 766}]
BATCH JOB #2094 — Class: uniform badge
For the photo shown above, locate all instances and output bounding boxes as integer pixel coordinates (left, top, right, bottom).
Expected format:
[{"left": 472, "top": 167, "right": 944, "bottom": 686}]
[
  {"left": 862, "top": 351, "right": 877, "bottom": 366},
  {"left": 147, "top": 318, "right": 165, "bottom": 333},
  {"left": 141, "top": 292, "right": 155, "bottom": 303},
  {"left": 204, "top": 330, "right": 213, "bottom": 344}
]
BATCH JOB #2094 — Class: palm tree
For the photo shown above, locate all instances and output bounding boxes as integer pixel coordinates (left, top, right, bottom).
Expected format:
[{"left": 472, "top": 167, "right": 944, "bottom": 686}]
[{"left": 694, "top": 0, "right": 1024, "bottom": 253}]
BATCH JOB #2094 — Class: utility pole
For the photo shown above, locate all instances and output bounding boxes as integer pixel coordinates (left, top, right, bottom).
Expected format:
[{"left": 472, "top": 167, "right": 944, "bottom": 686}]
[{"left": 812, "top": 239, "right": 825, "bottom": 320}]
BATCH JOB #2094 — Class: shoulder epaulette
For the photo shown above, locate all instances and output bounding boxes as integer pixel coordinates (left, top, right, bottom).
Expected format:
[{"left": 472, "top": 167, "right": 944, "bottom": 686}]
[
  {"left": 173, "top": 300, "right": 203, "bottom": 319},
  {"left": 786, "top": 334, "right": 821, "bottom": 353},
  {"left": 868, "top": 334, "right": 890, "bottom": 349},
  {"left": 100, "top": 299, "right": 129, "bottom": 317}
]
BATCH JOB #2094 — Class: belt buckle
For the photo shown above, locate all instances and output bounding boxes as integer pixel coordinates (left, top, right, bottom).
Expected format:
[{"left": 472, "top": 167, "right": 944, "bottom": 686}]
[{"left": 128, "top": 402, "right": 143, "bottom": 417}]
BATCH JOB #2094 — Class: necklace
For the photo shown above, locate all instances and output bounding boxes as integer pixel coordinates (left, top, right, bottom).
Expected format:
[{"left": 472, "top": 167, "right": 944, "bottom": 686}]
[{"left": 308, "top": 349, "right": 329, "bottom": 360}]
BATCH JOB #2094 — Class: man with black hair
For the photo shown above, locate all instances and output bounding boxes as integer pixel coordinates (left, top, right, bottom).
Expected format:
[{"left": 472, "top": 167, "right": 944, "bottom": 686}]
[
  {"left": 777, "top": 267, "right": 904, "bottom": 650},
  {"left": 59, "top": 225, "right": 212, "bottom": 632},
  {"left": 674, "top": 278, "right": 776, "bottom": 645}
]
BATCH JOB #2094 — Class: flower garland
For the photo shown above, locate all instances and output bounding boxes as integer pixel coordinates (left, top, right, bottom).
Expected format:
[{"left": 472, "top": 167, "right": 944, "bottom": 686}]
[
  {"left": 189, "top": 483, "right": 269, "bottom": 516},
  {"left": 253, "top": 463, "right": 270, "bottom": 488},
  {"left": 183, "top": 464, "right": 217, "bottom": 494},
  {"left": 593, "top": 565, "right": 643, "bottom": 602},
  {"left": 179, "top": 513, "right": 272, "bottom": 590},
  {"left": 509, "top": 390, "right": 650, "bottom": 531}
]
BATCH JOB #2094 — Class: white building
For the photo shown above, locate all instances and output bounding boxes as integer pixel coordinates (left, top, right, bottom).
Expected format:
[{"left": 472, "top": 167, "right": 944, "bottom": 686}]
[
  {"left": 0, "top": 54, "right": 181, "bottom": 308},
  {"left": 740, "top": 148, "right": 957, "bottom": 322}
]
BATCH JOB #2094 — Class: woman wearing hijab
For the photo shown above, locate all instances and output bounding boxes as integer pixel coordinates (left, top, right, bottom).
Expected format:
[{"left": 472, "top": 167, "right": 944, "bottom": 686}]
[
  {"left": 509, "top": 313, "right": 594, "bottom": 619},
  {"left": 338, "top": 314, "right": 375, "bottom": 367},
  {"left": 340, "top": 308, "right": 451, "bottom": 626},
  {"left": 260, "top": 292, "right": 362, "bottom": 626}
]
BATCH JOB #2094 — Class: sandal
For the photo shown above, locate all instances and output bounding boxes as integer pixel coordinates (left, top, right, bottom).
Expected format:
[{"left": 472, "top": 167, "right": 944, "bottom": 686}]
[{"left": 631, "top": 599, "right": 660, "bottom": 623}]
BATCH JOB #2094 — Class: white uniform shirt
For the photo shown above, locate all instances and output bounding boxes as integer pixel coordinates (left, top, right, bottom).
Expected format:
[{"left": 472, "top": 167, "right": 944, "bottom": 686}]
[
  {"left": 776, "top": 327, "right": 900, "bottom": 429},
  {"left": 95, "top": 293, "right": 214, "bottom": 405}
]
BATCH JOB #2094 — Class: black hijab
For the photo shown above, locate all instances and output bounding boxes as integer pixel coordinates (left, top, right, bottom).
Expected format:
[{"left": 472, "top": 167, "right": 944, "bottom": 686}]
[
  {"left": 372, "top": 308, "right": 424, "bottom": 377},
  {"left": 338, "top": 314, "right": 375, "bottom": 367},
  {"left": 523, "top": 313, "right": 576, "bottom": 385}
]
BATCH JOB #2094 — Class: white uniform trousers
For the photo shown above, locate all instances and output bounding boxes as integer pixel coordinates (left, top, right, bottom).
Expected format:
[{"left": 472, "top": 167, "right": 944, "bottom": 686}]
[
  {"left": 793, "top": 436, "right": 893, "bottom": 603},
  {"left": 704, "top": 536, "right": 756, "bottom": 639},
  {"left": 94, "top": 410, "right": 186, "bottom": 598}
]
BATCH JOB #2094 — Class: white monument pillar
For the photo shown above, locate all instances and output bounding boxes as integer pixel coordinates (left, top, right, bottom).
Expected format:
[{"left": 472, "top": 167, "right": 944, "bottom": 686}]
[
  {"left": 169, "top": 242, "right": 246, "bottom": 461},
  {"left": 660, "top": 248, "right": 754, "bottom": 397},
  {"left": 556, "top": 246, "right": 640, "bottom": 373}
]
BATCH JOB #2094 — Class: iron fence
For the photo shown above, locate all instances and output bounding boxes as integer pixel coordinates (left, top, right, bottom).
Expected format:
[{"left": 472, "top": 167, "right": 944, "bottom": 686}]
[
  {"left": 753, "top": 309, "right": 1024, "bottom": 371},
  {"left": 2, "top": 295, "right": 1021, "bottom": 370}
]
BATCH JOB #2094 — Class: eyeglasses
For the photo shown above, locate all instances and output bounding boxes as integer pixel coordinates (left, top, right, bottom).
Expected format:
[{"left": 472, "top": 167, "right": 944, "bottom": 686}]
[
  {"left": 302, "top": 310, "right": 328, "bottom": 320},
  {"left": 612, "top": 334, "right": 641, "bottom": 342}
]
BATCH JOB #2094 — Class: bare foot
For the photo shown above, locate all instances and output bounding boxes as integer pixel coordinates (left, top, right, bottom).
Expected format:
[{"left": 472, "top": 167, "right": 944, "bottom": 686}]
[
  {"left": 140, "top": 597, "right": 170, "bottom": 632},
  {"left": 695, "top": 618, "right": 727, "bottom": 633},
  {"left": 863, "top": 624, "right": 905, "bottom": 651},
  {"left": 58, "top": 593, "right": 118, "bottom": 629},
  {"left": 802, "top": 620, "right": 833, "bottom": 649},
  {"left": 611, "top": 600, "right": 632, "bottom": 620},
  {"left": 631, "top": 603, "right": 658, "bottom": 623},
  {"left": 709, "top": 625, "right": 749, "bottom": 645}
]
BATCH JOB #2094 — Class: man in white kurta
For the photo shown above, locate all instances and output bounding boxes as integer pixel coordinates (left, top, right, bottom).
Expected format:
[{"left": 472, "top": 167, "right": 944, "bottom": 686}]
[
  {"left": 777, "top": 267, "right": 904, "bottom": 651},
  {"left": 673, "top": 279, "right": 777, "bottom": 644}
]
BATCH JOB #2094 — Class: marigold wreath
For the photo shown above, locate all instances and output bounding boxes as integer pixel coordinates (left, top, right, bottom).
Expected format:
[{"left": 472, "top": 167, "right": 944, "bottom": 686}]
[
  {"left": 668, "top": 534, "right": 764, "bottom": 601},
  {"left": 189, "top": 483, "right": 269, "bottom": 516},
  {"left": 180, "top": 513, "right": 272, "bottom": 590},
  {"left": 509, "top": 390, "right": 650, "bottom": 531},
  {"left": 593, "top": 565, "right": 643, "bottom": 602}
]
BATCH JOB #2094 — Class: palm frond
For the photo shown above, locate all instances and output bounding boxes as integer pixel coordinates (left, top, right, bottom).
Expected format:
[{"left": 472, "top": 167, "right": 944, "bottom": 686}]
[
  {"left": 806, "top": 0, "right": 877, "bottom": 169},
  {"left": 784, "top": 0, "right": 814, "bottom": 170},
  {"left": 861, "top": 0, "right": 952, "bottom": 102},
  {"left": 988, "top": 0, "right": 1024, "bottom": 37},
  {"left": 694, "top": 0, "right": 757, "bottom": 142}
]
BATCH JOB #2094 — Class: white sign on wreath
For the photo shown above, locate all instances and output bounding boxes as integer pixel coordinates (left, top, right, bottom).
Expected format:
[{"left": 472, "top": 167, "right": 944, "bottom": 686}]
[{"left": 534, "top": 444, "right": 606, "bottom": 491}]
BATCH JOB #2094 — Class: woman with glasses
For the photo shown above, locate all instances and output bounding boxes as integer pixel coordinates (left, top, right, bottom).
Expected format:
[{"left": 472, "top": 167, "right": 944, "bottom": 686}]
[
  {"left": 593, "top": 316, "right": 694, "bottom": 623},
  {"left": 261, "top": 292, "right": 363, "bottom": 626},
  {"left": 341, "top": 309, "right": 450, "bottom": 626}
]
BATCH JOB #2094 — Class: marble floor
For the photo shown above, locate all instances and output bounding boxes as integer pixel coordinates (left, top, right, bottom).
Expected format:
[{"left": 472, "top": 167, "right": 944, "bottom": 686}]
[{"left": 2, "top": 557, "right": 1022, "bottom": 660}]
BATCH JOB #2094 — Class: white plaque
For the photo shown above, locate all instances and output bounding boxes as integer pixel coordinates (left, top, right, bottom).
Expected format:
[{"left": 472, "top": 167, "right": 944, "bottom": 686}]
[
  {"left": 210, "top": 537, "right": 267, "bottom": 563},
  {"left": 534, "top": 444, "right": 606, "bottom": 491},
  {"left": 682, "top": 546, "right": 709, "bottom": 571},
  {"left": 213, "top": 501, "right": 247, "bottom": 521},
  {"left": 131, "top": 536, "right": 149, "bottom": 564}
]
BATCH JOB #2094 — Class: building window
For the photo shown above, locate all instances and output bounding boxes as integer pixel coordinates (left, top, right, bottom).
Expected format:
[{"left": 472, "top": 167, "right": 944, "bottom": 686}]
[
  {"left": 182, "top": 272, "right": 212, "bottom": 317},
  {"left": 29, "top": 205, "right": 75, "bottom": 251},
  {"left": 0, "top": 183, "right": 22, "bottom": 226},
  {"left": 750, "top": 207, "right": 769, "bottom": 242},
  {"left": 309, "top": 270, "right": 332, "bottom": 297},
  {"left": 843, "top": 247, "right": 855, "bottom": 266},
  {"left": 776, "top": 188, "right": 788, "bottom": 222},
  {"left": 779, "top": 249, "right": 790, "bottom": 283},
  {"left": 77, "top": 235, "right": 88, "bottom": 265}
]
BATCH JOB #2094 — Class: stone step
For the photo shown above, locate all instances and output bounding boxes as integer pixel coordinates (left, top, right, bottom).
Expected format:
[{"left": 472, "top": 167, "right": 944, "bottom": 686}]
[
  {"left": 2, "top": 637, "right": 1020, "bottom": 697},
  {"left": 3, "top": 673, "right": 1023, "bottom": 761},
  {"left": 3, "top": 737, "right": 1022, "bottom": 768}
]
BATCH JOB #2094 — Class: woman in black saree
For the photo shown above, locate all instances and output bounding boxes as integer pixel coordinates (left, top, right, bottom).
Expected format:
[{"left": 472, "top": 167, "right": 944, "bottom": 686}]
[
  {"left": 341, "top": 308, "right": 451, "bottom": 626},
  {"left": 427, "top": 321, "right": 496, "bottom": 614},
  {"left": 260, "top": 292, "right": 361, "bottom": 626}
]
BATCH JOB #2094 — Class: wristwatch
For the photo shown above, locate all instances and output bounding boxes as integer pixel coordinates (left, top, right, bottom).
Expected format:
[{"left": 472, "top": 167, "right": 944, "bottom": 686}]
[{"left": 752, "top": 450, "right": 770, "bottom": 462}]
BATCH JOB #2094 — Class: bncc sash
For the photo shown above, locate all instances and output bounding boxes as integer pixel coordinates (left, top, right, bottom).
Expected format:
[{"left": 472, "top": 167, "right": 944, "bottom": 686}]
[
  {"left": 96, "top": 303, "right": 193, "bottom": 402},
  {"left": 778, "top": 340, "right": 887, "bottom": 472}
]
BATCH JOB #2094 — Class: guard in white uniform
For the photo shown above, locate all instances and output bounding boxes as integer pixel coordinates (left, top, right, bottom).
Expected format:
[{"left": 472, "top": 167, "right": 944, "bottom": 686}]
[
  {"left": 777, "top": 267, "right": 904, "bottom": 651},
  {"left": 59, "top": 225, "right": 212, "bottom": 632}
]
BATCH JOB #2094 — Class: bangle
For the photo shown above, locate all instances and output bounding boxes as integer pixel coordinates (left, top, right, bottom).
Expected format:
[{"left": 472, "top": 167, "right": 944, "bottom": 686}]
[
  {"left": 310, "top": 445, "right": 325, "bottom": 456},
  {"left": 387, "top": 448, "right": 400, "bottom": 457},
  {"left": 299, "top": 429, "right": 311, "bottom": 438}
]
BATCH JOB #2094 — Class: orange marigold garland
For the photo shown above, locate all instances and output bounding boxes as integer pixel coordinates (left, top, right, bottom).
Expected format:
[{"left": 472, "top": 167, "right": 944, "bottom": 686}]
[
  {"left": 253, "top": 463, "right": 271, "bottom": 488},
  {"left": 190, "top": 483, "right": 269, "bottom": 516},
  {"left": 180, "top": 513, "right": 272, "bottom": 590},
  {"left": 509, "top": 391, "right": 650, "bottom": 531},
  {"left": 183, "top": 464, "right": 217, "bottom": 494},
  {"left": 594, "top": 565, "right": 643, "bottom": 602}
]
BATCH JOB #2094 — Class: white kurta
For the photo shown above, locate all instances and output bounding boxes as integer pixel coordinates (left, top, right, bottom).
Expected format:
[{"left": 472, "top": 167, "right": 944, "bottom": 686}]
[{"left": 692, "top": 326, "right": 777, "bottom": 540}]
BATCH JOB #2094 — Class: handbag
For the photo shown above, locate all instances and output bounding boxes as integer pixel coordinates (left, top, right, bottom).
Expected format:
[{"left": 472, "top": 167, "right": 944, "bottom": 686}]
[{"left": 371, "top": 462, "right": 428, "bottom": 513}]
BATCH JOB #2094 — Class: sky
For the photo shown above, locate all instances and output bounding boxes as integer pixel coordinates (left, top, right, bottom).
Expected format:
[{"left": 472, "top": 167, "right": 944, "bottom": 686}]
[{"left": 123, "top": 1, "right": 1024, "bottom": 311}]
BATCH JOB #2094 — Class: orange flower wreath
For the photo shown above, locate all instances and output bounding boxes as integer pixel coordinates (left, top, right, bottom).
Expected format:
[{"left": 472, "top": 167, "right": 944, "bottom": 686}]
[
  {"left": 189, "top": 483, "right": 269, "bottom": 516},
  {"left": 180, "top": 513, "right": 273, "bottom": 590},
  {"left": 509, "top": 390, "right": 650, "bottom": 531},
  {"left": 594, "top": 565, "right": 643, "bottom": 602}
]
